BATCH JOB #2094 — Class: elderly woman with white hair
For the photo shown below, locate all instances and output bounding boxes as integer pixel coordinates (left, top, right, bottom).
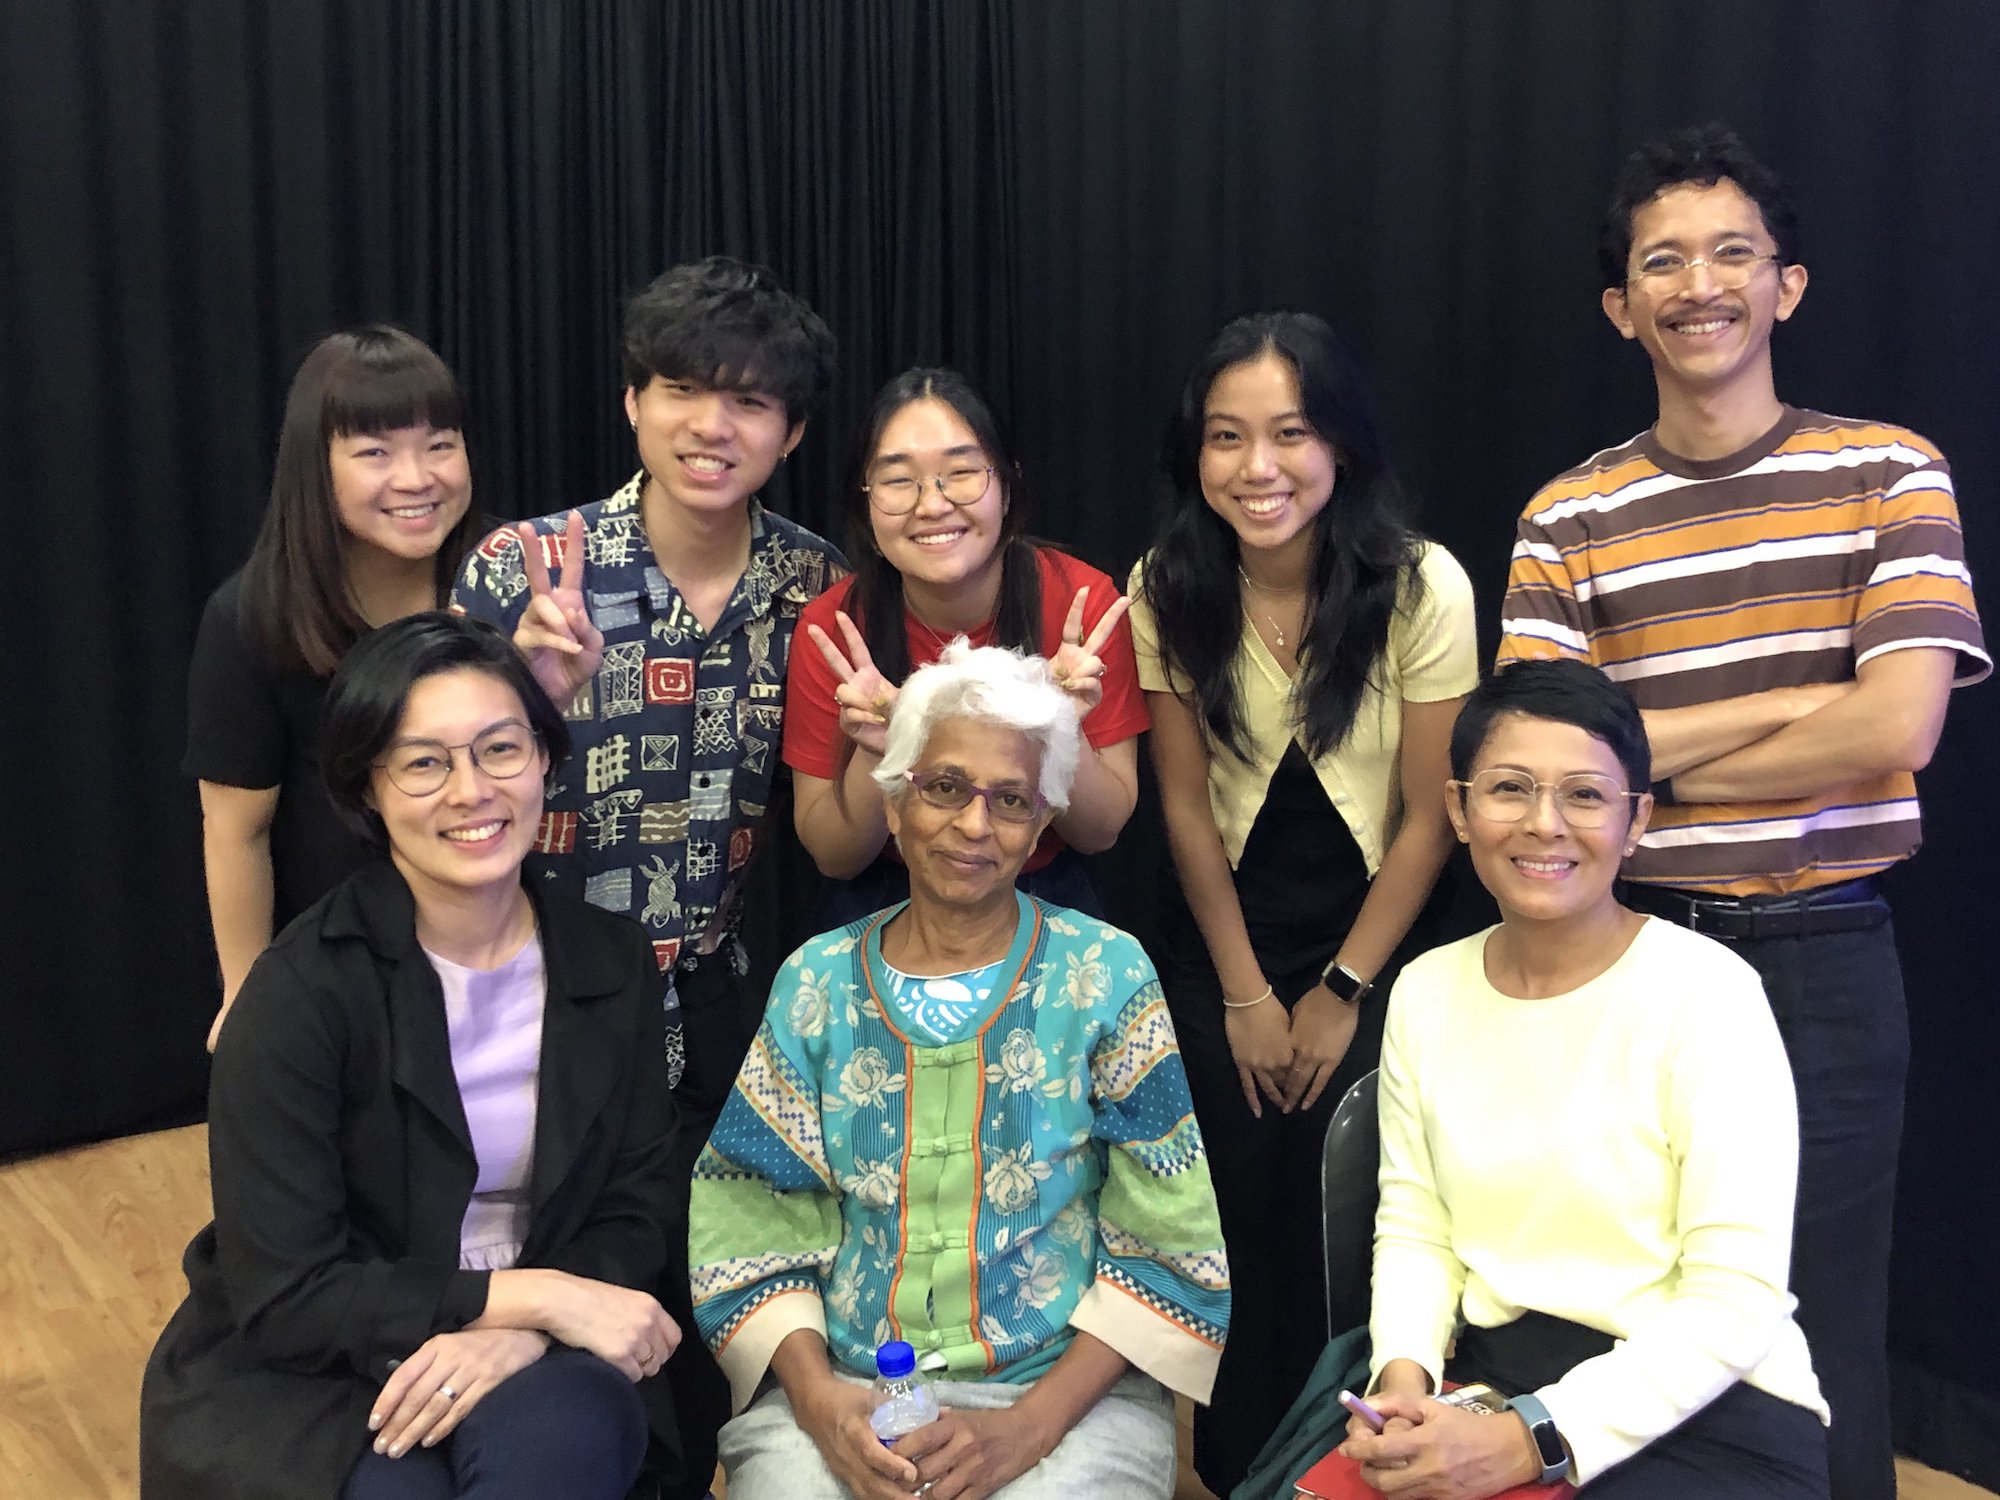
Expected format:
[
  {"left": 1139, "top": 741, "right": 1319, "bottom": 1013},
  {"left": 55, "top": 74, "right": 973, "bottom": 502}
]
[{"left": 689, "top": 640, "right": 1230, "bottom": 1500}]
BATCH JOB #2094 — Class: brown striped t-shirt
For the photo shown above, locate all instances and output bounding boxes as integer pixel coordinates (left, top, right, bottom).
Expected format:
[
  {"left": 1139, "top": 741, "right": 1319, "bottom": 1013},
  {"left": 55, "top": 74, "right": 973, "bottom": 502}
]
[{"left": 1498, "top": 407, "right": 1988, "bottom": 897}]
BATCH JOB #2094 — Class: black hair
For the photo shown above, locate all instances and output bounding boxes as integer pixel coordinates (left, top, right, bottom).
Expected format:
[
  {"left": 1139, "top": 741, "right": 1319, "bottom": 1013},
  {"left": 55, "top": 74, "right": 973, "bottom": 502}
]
[
  {"left": 322, "top": 612, "right": 573, "bottom": 848},
  {"left": 241, "top": 325, "right": 481, "bottom": 675},
  {"left": 620, "top": 255, "right": 837, "bottom": 426},
  {"left": 1598, "top": 122, "right": 1800, "bottom": 289},
  {"left": 1448, "top": 658, "right": 1652, "bottom": 793},
  {"left": 1141, "top": 311, "right": 1424, "bottom": 762},
  {"left": 842, "top": 368, "right": 1043, "bottom": 684}
]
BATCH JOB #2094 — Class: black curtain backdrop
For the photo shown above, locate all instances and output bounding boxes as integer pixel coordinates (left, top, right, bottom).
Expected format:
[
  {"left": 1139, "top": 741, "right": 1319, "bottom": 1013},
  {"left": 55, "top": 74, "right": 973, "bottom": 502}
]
[{"left": 5, "top": 0, "right": 1995, "bottom": 1481}]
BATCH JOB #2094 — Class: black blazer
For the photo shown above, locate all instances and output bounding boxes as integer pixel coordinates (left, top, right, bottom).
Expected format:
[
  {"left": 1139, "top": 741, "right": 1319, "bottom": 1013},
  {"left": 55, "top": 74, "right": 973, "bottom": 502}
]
[{"left": 140, "top": 860, "right": 682, "bottom": 1499}]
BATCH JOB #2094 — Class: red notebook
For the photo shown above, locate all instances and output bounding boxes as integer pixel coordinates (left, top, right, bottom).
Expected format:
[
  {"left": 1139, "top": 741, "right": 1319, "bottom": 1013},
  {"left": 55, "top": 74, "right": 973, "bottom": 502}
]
[{"left": 1293, "top": 1447, "right": 1573, "bottom": 1500}]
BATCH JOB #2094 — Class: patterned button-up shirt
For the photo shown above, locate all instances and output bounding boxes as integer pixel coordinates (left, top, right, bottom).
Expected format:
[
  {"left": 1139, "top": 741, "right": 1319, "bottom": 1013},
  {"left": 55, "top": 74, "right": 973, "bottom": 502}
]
[{"left": 452, "top": 473, "right": 844, "bottom": 972}]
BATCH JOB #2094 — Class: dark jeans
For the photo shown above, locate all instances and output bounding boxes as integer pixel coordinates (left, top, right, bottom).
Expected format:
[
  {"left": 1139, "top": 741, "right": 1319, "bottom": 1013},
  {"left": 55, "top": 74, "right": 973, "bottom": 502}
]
[
  {"left": 341, "top": 1348, "right": 646, "bottom": 1500},
  {"left": 657, "top": 953, "right": 760, "bottom": 1500},
  {"left": 1447, "top": 1312, "right": 1828, "bottom": 1497},
  {"left": 1724, "top": 919, "right": 1906, "bottom": 1500}
]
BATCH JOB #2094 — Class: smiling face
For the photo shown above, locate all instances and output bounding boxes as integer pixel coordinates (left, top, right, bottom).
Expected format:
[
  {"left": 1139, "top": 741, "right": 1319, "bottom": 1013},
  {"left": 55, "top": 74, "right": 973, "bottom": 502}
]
[
  {"left": 329, "top": 425, "right": 472, "bottom": 564},
  {"left": 866, "top": 397, "right": 1008, "bottom": 606},
  {"left": 1447, "top": 711, "right": 1650, "bottom": 929},
  {"left": 1198, "top": 351, "right": 1337, "bottom": 574},
  {"left": 625, "top": 374, "right": 803, "bottom": 520},
  {"left": 368, "top": 667, "right": 549, "bottom": 907},
  {"left": 885, "top": 716, "right": 1051, "bottom": 915},
  {"left": 1601, "top": 178, "right": 1808, "bottom": 401}
]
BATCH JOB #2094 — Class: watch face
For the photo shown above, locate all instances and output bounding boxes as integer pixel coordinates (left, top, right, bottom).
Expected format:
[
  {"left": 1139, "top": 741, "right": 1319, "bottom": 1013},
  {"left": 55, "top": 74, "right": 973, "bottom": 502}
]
[{"left": 1530, "top": 1420, "right": 1565, "bottom": 1466}]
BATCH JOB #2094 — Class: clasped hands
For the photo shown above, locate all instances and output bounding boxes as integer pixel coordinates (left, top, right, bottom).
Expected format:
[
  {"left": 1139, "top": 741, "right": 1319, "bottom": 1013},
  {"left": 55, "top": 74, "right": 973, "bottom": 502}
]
[
  {"left": 806, "top": 587, "right": 1130, "bottom": 759},
  {"left": 1225, "top": 980, "right": 1359, "bottom": 1118},
  {"left": 1335, "top": 1362, "right": 1544, "bottom": 1499},
  {"left": 795, "top": 1378, "right": 1052, "bottom": 1500},
  {"left": 365, "top": 1271, "right": 679, "bottom": 1461}
]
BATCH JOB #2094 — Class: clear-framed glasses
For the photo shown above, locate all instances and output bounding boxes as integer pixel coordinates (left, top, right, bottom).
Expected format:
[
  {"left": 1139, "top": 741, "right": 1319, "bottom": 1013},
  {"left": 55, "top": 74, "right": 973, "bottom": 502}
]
[
  {"left": 864, "top": 464, "right": 995, "bottom": 516},
  {"left": 1630, "top": 244, "right": 1783, "bottom": 288},
  {"left": 1450, "top": 769, "right": 1642, "bottom": 829},
  {"left": 904, "top": 769, "right": 1046, "bottom": 825},
  {"left": 375, "top": 721, "right": 541, "bottom": 797}
]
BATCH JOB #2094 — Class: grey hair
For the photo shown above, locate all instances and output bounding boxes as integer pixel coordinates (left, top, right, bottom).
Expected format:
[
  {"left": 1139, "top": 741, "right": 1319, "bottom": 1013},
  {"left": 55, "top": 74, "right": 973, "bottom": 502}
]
[{"left": 871, "top": 638, "right": 1081, "bottom": 811}]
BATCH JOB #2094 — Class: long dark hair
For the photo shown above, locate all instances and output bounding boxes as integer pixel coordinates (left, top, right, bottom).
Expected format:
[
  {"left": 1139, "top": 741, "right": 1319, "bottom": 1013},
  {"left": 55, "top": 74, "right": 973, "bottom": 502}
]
[
  {"left": 1142, "top": 312, "right": 1423, "bottom": 761},
  {"left": 240, "top": 325, "right": 481, "bottom": 675},
  {"left": 841, "top": 368, "right": 1042, "bottom": 684}
]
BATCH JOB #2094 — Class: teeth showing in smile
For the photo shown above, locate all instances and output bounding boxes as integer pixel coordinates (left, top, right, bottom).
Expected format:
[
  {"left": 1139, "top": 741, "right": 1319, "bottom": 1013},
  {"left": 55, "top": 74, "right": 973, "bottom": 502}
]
[
  {"left": 1239, "top": 495, "right": 1288, "bottom": 517},
  {"left": 1671, "top": 318, "right": 1732, "bottom": 335},
  {"left": 443, "top": 822, "right": 504, "bottom": 844},
  {"left": 388, "top": 504, "right": 439, "bottom": 519},
  {"left": 912, "top": 529, "right": 967, "bottom": 547},
  {"left": 1514, "top": 857, "right": 1575, "bottom": 874},
  {"left": 684, "top": 455, "right": 727, "bottom": 474}
]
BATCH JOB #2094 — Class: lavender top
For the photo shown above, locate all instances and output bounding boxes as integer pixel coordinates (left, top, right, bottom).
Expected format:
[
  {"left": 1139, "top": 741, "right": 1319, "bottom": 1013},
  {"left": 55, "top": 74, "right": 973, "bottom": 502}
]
[{"left": 425, "top": 933, "right": 547, "bottom": 1270}]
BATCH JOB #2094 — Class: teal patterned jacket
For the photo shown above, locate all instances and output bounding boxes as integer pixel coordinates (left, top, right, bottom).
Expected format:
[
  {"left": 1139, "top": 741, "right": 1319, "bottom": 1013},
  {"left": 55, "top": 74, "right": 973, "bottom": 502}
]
[{"left": 690, "top": 893, "right": 1230, "bottom": 1412}]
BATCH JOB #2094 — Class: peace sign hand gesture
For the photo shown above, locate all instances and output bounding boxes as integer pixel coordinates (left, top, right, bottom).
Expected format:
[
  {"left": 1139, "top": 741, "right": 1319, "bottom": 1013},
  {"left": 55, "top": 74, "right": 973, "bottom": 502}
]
[
  {"left": 512, "top": 510, "right": 604, "bottom": 709},
  {"left": 1048, "top": 587, "right": 1130, "bottom": 720},
  {"left": 807, "top": 611, "right": 898, "bottom": 759}
]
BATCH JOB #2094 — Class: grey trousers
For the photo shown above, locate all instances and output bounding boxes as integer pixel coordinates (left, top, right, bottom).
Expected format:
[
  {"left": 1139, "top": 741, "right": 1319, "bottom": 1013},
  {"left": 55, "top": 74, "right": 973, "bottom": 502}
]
[{"left": 719, "top": 1370, "right": 1177, "bottom": 1500}]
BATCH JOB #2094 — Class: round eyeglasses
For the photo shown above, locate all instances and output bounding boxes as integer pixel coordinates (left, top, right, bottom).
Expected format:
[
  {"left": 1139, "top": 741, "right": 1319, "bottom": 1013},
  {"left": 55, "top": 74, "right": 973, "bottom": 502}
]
[
  {"left": 903, "top": 769, "right": 1046, "bottom": 825},
  {"left": 1629, "top": 245, "right": 1783, "bottom": 289},
  {"left": 1450, "top": 770, "right": 1642, "bottom": 829},
  {"left": 374, "top": 722, "right": 541, "bottom": 797},
  {"left": 865, "top": 465, "right": 995, "bottom": 516}
]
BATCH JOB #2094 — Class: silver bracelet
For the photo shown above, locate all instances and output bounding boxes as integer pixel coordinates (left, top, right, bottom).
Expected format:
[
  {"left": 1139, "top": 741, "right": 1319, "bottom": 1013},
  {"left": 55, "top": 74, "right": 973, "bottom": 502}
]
[{"left": 1222, "top": 984, "right": 1275, "bottom": 1010}]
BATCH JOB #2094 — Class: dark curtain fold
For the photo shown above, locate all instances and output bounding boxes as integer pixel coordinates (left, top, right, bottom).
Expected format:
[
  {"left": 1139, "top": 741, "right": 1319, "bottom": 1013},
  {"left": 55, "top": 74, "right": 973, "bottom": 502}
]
[{"left": 4, "top": 0, "right": 1995, "bottom": 1481}]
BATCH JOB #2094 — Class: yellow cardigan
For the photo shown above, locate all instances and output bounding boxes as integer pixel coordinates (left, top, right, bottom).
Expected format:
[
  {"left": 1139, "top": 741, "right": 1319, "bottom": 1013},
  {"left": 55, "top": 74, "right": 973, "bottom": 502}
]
[{"left": 1127, "top": 542, "right": 1478, "bottom": 874}]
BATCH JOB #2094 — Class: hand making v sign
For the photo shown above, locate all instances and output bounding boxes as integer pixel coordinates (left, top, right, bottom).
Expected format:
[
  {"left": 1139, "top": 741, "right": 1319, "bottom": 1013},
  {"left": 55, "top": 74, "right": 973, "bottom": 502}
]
[
  {"left": 806, "top": 610, "right": 899, "bottom": 759},
  {"left": 1048, "top": 587, "right": 1130, "bottom": 719},
  {"left": 511, "top": 509, "right": 605, "bottom": 709}
]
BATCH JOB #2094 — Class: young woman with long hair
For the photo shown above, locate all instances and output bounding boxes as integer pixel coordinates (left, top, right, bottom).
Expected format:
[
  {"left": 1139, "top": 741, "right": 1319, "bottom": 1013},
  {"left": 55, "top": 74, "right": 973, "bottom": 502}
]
[
  {"left": 784, "top": 367, "right": 1146, "bottom": 923},
  {"left": 1128, "top": 311, "right": 1478, "bottom": 1494},
  {"left": 185, "top": 326, "right": 480, "bottom": 1048}
]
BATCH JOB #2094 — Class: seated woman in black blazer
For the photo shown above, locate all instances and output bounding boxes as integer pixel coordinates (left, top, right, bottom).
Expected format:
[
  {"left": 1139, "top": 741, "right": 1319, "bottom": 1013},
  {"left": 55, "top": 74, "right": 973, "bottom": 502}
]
[{"left": 143, "top": 612, "right": 685, "bottom": 1500}]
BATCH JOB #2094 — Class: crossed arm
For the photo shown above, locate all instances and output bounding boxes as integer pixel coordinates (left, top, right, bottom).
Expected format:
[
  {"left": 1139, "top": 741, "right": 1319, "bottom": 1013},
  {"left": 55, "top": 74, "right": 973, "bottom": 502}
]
[{"left": 1653, "top": 647, "right": 1956, "bottom": 801}]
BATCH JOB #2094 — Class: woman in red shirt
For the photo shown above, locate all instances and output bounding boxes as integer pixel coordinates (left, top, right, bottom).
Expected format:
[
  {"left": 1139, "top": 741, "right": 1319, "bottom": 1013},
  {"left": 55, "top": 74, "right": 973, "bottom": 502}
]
[{"left": 784, "top": 368, "right": 1145, "bottom": 923}]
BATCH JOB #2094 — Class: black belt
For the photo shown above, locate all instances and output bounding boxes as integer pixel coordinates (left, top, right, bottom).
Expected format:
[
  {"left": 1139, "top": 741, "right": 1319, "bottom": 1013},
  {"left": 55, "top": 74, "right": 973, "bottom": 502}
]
[{"left": 1619, "top": 876, "right": 1890, "bottom": 941}]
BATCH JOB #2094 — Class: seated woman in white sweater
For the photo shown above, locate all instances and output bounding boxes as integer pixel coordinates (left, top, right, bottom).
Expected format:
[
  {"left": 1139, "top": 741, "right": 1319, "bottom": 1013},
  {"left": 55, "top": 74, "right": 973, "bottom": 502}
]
[{"left": 1341, "top": 658, "right": 1828, "bottom": 1498}]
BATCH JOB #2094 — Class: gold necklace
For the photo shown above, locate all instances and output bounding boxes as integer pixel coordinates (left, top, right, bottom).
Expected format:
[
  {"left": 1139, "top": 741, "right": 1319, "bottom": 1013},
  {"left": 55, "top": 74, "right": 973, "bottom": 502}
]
[{"left": 1238, "top": 566, "right": 1304, "bottom": 650}]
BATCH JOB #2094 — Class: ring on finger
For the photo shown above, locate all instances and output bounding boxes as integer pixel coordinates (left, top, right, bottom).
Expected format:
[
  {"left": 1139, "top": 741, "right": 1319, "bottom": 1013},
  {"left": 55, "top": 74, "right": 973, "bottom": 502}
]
[{"left": 438, "top": 1385, "right": 458, "bottom": 1402}]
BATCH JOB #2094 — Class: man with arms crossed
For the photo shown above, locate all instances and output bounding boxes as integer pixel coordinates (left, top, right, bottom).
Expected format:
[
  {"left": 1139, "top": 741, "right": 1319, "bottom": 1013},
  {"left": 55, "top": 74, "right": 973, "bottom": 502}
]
[
  {"left": 1499, "top": 125, "right": 1986, "bottom": 1500},
  {"left": 454, "top": 255, "right": 842, "bottom": 1497}
]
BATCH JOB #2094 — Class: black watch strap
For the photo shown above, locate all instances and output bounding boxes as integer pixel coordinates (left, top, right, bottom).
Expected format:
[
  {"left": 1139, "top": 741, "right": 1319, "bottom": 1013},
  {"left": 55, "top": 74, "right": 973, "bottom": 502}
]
[{"left": 1319, "top": 960, "right": 1373, "bottom": 1004}]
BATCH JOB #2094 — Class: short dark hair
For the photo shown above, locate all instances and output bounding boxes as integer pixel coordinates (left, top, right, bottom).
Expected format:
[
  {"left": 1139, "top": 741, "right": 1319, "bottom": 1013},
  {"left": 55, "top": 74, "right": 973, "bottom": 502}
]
[
  {"left": 1598, "top": 123, "right": 1800, "bottom": 289},
  {"left": 840, "top": 367, "right": 1042, "bottom": 684},
  {"left": 243, "top": 325, "right": 481, "bottom": 674},
  {"left": 322, "top": 612, "right": 573, "bottom": 847},
  {"left": 620, "top": 255, "right": 837, "bottom": 426},
  {"left": 1449, "top": 658, "right": 1652, "bottom": 793}
]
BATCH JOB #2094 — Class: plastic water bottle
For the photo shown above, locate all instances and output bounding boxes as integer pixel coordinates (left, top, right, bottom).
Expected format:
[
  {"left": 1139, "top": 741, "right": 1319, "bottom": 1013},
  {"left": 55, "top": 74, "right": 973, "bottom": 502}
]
[{"left": 868, "top": 1340, "right": 940, "bottom": 1445}]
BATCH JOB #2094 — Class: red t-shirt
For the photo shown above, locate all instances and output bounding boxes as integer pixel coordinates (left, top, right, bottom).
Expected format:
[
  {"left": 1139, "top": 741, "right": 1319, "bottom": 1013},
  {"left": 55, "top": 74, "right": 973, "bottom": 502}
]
[{"left": 783, "top": 545, "right": 1147, "bottom": 871}]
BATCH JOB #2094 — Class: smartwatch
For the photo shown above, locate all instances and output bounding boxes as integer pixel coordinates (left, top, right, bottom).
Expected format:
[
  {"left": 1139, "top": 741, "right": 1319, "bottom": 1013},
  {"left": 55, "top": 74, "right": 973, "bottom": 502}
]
[
  {"left": 1319, "top": 959, "right": 1373, "bottom": 1005},
  {"left": 1505, "top": 1391, "right": 1569, "bottom": 1484}
]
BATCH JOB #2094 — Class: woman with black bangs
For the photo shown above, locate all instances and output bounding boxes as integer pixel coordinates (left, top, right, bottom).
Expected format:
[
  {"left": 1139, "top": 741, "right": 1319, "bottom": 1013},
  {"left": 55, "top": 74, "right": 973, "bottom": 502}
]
[
  {"left": 1128, "top": 311, "right": 1478, "bottom": 1494},
  {"left": 783, "top": 367, "right": 1147, "bottom": 925},
  {"left": 187, "top": 326, "right": 483, "bottom": 1050}
]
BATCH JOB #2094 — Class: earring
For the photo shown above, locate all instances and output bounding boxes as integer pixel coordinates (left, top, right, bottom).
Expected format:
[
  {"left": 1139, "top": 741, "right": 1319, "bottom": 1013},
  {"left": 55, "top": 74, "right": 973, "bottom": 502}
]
[{"left": 629, "top": 416, "right": 638, "bottom": 431}]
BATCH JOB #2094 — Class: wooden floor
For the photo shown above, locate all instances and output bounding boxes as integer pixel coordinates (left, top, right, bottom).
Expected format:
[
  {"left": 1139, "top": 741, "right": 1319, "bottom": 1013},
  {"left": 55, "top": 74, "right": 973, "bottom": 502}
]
[{"left": 1, "top": 1126, "right": 1989, "bottom": 1500}]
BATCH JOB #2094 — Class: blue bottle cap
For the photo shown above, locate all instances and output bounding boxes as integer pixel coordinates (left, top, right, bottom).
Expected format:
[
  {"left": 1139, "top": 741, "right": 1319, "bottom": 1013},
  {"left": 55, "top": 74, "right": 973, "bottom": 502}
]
[{"left": 876, "top": 1340, "right": 917, "bottom": 1379}]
